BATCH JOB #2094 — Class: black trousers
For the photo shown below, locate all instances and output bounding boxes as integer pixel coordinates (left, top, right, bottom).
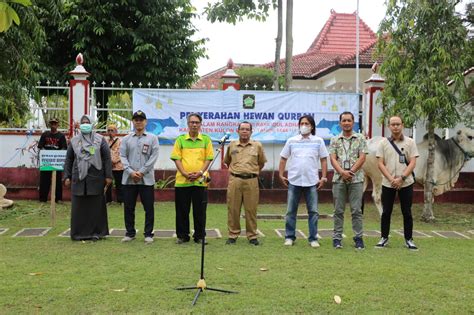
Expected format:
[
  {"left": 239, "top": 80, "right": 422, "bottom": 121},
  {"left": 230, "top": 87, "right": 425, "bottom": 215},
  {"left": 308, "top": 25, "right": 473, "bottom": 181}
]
[
  {"left": 175, "top": 186, "right": 207, "bottom": 241},
  {"left": 106, "top": 170, "right": 124, "bottom": 203},
  {"left": 39, "top": 171, "right": 63, "bottom": 202},
  {"left": 381, "top": 184, "right": 414, "bottom": 240},
  {"left": 123, "top": 184, "right": 155, "bottom": 237}
]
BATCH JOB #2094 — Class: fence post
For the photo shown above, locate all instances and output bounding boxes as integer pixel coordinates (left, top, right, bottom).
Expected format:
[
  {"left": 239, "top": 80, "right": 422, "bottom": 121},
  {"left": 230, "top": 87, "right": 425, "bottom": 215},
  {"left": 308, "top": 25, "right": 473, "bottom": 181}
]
[
  {"left": 363, "top": 62, "right": 385, "bottom": 138},
  {"left": 68, "top": 53, "right": 91, "bottom": 137},
  {"left": 221, "top": 59, "right": 240, "bottom": 91}
]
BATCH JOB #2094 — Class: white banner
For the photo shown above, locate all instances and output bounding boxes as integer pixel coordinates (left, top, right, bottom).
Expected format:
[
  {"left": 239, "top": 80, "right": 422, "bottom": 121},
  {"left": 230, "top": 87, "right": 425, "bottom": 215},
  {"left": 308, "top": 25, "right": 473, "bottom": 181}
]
[{"left": 132, "top": 90, "right": 360, "bottom": 143}]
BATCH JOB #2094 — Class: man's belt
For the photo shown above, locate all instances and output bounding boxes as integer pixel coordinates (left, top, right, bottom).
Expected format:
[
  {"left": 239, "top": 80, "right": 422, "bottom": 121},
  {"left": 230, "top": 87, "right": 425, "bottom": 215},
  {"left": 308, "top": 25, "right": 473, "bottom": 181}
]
[{"left": 231, "top": 172, "right": 257, "bottom": 179}]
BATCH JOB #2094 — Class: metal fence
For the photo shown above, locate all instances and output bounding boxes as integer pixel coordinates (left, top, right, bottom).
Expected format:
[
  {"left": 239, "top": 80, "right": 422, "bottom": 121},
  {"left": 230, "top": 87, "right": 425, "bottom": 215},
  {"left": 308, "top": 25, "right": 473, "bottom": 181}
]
[{"left": 0, "top": 81, "right": 70, "bottom": 132}]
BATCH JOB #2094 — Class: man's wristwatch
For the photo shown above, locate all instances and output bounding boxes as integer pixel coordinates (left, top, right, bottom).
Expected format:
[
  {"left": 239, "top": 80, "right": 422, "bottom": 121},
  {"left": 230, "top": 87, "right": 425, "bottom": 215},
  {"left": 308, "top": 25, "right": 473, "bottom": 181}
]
[{"left": 401, "top": 175, "right": 407, "bottom": 181}]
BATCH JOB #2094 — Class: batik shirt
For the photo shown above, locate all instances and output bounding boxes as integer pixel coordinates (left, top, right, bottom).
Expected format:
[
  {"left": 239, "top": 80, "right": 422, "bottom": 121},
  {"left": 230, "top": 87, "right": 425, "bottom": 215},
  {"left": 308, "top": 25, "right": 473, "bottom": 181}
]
[{"left": 329, "top": 132, "right": 368, "bottom": 183}]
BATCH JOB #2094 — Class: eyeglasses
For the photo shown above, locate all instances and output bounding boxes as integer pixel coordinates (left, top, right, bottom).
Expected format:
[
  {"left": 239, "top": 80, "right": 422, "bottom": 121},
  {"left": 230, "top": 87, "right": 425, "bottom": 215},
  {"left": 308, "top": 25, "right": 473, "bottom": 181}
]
[
  {"left": 107, "top": 130, "right": 115, "bottom": 132},
  {"left": 188, "top": 121, "right": 201, "bottom": 125}
]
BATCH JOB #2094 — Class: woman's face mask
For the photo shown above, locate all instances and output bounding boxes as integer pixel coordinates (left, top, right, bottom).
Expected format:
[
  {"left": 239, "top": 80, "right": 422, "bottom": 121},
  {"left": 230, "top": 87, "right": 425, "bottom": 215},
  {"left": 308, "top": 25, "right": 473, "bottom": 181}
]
[
  {"left": 299, "top": 125, "right": 311, "bottom": 135},
  {"left": 80, "top": 123, "right": 92, "bottom": 134}
]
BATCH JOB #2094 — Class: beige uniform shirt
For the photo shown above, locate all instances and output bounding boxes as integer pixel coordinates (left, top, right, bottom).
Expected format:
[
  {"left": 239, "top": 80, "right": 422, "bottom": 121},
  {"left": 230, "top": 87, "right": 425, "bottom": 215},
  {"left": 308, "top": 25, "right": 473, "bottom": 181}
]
[
  {"left": 376, "top": 135, "right": 419, "bottom": 188},
  {"left": 224, "top": 140, "right": 267, "bottom": 175}
]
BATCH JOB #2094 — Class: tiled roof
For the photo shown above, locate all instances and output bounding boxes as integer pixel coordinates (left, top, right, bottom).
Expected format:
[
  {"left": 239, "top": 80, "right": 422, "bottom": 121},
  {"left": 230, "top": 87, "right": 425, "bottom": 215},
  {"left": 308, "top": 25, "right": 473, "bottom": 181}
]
[
  {"left": 192, "top": 64, "right": 258, "bottom": 89},
  {"left": 194, "top": 10, "right": 381, "bottom": 87},
  {"left": 264, "top": 10, "right": 380, "bottom": 78}
]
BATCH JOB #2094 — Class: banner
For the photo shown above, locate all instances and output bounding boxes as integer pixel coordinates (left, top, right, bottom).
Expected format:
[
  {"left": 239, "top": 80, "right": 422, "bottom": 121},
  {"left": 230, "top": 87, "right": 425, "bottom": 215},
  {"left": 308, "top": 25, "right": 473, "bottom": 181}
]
[
  {"left": 133, "top": 90, "right": 360, "bottom": 143},
  {"left": 39, "top": 150, "right": 67, "bottom": 171}
]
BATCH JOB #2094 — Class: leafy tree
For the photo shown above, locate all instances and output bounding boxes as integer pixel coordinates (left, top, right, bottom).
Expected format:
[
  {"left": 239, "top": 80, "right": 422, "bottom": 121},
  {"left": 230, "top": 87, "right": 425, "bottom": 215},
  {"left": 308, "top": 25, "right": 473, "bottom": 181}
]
[
  {"left": 204, "top": 0, "right": 294, "bottom": 91},
  {"left": 204, "top": 0, "right": 275, "bottom": 24},
  {"left": 377, "top": 0, "right": 471, "bottom": 221},
  {"left": 51, "top": 0, "right": 206, "bottom": 88},
  {"left": 0, "top": 0, "right": 50, "bottom": 126},
  {"left": 0, "top": 0, "right": 31, "bottom": 32}
]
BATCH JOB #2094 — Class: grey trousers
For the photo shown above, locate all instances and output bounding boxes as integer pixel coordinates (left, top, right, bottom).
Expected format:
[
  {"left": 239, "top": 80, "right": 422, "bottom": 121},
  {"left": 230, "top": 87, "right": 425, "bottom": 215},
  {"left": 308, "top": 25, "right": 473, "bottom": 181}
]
[{"left": 332, "top": 182, "right": 364, "bottom": 240}]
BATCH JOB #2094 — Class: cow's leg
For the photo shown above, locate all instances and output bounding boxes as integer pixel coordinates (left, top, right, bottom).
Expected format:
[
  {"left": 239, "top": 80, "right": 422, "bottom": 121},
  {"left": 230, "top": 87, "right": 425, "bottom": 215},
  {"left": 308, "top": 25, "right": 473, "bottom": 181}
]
[{"left": 373, "top": 183, "right": 383, "bottom": 216}]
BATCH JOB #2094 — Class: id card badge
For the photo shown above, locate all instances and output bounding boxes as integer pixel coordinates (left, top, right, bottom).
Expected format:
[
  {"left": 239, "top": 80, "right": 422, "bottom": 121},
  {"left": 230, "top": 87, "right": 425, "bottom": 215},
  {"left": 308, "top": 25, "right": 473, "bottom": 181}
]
[
  {"left": 343, "top": 160, "right": 351, "bottom": 170},
  {"left": 142, "top": 144, "right": 149, "bottom": 154},
  {"left": 399, "top": 155, "right": 406, "bottom": 164}
]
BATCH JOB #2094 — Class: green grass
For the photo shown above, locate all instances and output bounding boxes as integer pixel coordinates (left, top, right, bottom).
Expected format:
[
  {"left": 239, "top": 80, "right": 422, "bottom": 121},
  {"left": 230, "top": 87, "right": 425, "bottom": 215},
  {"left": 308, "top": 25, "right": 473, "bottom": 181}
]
[{"left": 0, "top": 201, "right": 473, "bottom": 314}]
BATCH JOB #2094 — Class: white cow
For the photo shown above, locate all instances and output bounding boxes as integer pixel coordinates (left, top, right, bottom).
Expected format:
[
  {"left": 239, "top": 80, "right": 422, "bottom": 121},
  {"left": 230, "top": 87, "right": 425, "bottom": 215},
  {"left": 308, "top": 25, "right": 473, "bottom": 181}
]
[{"left": 362, "top": 128, "right": 474, "bottom": 214}]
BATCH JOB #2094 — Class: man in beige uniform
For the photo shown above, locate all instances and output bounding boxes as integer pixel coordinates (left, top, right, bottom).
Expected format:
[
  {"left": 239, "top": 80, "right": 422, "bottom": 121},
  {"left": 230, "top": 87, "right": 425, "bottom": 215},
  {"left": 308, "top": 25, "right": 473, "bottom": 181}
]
[{"left": 224, "top": 121, "right": 267, "bottom": 246}]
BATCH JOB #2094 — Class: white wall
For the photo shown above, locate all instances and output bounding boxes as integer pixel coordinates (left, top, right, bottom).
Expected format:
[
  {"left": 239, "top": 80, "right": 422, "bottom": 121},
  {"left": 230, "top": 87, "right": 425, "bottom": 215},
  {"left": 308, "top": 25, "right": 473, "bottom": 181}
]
[{"left": 1, "top": 133, "right": 472, "bottom": 172}]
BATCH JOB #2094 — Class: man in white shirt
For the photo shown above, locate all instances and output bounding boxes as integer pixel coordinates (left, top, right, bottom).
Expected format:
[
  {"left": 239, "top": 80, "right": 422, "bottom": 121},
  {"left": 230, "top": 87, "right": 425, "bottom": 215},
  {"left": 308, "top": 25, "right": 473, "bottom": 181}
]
[{"left": 279, "top": 115, "right": 328, "bottom": 248}]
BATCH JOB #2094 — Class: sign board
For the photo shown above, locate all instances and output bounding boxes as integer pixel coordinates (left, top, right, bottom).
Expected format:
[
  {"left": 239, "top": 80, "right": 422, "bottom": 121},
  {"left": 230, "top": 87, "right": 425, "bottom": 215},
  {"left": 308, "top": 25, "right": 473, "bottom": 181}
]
[
  {"left": 39, "top": 150, "right": 67, "bottom": 171},
  {"left": 133, "top": 90, "right": 360, "bottom": 144}
]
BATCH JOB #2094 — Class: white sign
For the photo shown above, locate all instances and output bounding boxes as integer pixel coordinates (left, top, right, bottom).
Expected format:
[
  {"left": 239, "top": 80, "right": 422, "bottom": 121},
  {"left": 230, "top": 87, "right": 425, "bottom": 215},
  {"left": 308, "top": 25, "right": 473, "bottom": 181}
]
[{"left": 39, "top": 150, "right": 67, "bottom": 171}]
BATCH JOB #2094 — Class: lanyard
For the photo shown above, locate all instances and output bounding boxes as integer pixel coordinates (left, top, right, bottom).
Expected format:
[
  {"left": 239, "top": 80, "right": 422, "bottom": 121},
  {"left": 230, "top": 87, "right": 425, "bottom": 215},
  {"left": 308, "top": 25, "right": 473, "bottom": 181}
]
[{"left": 341, "top": 136, "right": 353, "bottom": 161}]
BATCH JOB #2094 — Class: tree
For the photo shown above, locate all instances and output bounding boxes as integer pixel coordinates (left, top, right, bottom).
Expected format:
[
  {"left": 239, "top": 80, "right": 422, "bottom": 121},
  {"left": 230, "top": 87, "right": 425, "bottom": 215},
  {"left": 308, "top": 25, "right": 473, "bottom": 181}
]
[
  {"left": 0, "top": 0, "right": 31, "bottom": 32},
  {"left": 204, "top": 0, "right": 295, "bottom": 91},
  {"left": 272, "top": 0, "right": 282, "bottom": 91},
  {"left": 377, "top": 0, "right": 471, "bottom": 221},
  {"left": 51, "top": 0, "right": 206, "bottom": 87},
  {"left": 236, "top": 66, "right": 283, "bottom": 90},
  {"left": 204, "top": 0, "right": 275, "bottom": 24},
  {"left": 0, "top": 0, "right": 52, "bottom": 126},
  {"left": 284, "top": 0, "right": 293, "bottom": 90}
]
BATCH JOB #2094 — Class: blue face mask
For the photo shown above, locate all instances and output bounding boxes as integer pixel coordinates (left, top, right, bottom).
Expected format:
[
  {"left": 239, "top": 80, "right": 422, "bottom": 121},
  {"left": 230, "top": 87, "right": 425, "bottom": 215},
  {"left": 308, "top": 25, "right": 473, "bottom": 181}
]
[{"left": 80, "top": 123, "right": 92, "bottom": 134}]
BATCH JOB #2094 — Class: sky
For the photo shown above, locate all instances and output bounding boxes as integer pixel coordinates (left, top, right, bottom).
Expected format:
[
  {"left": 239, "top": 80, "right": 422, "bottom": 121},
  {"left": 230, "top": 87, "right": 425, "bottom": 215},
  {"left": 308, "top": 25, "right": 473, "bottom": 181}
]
[{"left": 191, "top": 0, "right": 388, "bottom": 76}]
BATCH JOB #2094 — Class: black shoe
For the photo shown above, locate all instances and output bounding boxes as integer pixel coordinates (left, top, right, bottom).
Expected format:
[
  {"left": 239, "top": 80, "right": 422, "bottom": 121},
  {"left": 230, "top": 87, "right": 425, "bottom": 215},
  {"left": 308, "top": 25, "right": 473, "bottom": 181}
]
[
  {"left": 333, "top": 239, "right": 343, "bottom": 249},
  {"left": 249, "top": 239, "right": 260, "bottom": 246},
  {"left": 353, "top": 237, "right": 365, "bottom": 250},
  {"left": 226, "top": 238, "right": 237, "bottom": 245},
  {"left": 194, "top": 238, "right": 208, "bottom": 245},
  {"left": 375, "top": 237, "right": 389, "bottom": 248},
  {"left": 405, "top": 239, "right": 418, "bottom": 251},
  {"left": 176, "top": 238, "right": 189, "bottom": 245}
]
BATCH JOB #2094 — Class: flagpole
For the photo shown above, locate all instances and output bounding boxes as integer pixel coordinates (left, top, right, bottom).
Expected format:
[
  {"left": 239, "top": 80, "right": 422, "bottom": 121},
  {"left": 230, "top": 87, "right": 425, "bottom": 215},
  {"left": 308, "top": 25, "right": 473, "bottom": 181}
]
[{"left": 356, "top": 0, "right": 360, "bottom": 93}]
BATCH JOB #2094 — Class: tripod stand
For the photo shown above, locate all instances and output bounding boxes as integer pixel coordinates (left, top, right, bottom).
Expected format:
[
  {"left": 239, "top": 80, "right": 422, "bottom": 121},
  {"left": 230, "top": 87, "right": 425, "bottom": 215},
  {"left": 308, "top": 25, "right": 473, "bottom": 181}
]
[{"left": 176, "top": 134, "right": 237, "bottom": 306}]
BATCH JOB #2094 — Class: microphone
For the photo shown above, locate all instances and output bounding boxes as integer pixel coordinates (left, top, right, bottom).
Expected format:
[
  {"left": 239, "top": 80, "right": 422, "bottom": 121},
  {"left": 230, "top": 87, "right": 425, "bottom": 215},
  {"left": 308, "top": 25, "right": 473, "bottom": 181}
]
[{"left": 218, "top": 132, "right": 231, "bottom": 144}]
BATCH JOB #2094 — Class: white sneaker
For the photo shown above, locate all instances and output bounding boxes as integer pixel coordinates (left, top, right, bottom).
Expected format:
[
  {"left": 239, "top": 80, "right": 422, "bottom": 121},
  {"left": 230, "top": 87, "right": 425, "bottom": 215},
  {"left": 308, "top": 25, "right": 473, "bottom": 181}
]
[
  {"left": 121, "top": 236, "right": 135, "bottom": 243},
  {"left": 144, "top": 237, "right": 154, "bottom": 244},
  {"left": 310, "top": 240, "right": 320, "bottom": 248},
  {"left": 284, "top": 239, "right": 294, "bottom": 246}
]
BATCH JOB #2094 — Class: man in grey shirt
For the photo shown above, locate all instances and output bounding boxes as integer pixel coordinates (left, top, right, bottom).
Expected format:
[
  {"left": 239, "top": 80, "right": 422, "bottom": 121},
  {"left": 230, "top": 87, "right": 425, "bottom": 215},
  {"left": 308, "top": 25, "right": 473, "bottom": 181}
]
[{"left": 120, "top": 110, "right": 160, "bottom": 244}]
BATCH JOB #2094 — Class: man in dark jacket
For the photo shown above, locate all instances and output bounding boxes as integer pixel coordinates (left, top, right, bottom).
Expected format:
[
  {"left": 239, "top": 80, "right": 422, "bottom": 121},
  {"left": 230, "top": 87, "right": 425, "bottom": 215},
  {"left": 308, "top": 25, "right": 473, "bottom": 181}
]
[{"left": 38, "top": 117, "right": 67, "bottom": 202}]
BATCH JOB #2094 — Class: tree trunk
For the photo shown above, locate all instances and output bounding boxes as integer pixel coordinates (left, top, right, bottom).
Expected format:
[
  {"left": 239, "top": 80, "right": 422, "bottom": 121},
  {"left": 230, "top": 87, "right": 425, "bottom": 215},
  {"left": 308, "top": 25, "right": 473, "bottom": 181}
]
[
  {"left": 284, "top": 0, "right": 293, "bottom": 91},
  {"left": 422, "top": 121, "right": 436, "bottom": 221},
  {"left": 273, "top": 0, "right": 283, "bottom": 91}
]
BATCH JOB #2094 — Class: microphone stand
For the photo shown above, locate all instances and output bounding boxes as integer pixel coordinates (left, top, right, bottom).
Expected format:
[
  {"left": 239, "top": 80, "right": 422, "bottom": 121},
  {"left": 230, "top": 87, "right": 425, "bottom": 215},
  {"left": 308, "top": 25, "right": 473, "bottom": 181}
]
[{"left": 176, "top": 136, "right": 237, "bottom": 306}]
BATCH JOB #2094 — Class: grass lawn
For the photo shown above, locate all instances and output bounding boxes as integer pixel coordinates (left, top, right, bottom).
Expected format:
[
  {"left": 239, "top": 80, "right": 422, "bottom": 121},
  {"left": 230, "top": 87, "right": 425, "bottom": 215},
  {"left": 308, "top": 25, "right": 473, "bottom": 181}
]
[{"left": 0, "top": 200, "right": 473, "bottom": 314}]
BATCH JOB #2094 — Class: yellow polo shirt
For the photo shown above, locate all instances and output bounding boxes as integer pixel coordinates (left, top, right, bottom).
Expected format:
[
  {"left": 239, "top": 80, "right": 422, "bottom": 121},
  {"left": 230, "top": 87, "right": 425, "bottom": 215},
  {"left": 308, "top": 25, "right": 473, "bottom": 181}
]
[{"left": 170, "top": 133, "right": 214, "bottom": 187}]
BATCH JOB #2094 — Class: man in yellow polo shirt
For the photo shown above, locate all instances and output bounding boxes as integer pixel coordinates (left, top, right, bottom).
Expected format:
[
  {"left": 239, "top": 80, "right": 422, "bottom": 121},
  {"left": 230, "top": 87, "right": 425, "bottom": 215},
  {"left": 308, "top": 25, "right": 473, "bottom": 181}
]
[{"left": 171, "top": 113, "right": 214, "bottom": 245}]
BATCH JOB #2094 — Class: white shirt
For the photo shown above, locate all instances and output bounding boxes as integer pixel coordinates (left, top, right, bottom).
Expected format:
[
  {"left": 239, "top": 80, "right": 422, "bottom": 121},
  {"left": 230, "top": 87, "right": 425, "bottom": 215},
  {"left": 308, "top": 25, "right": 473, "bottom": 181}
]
[{"left": 280, "top": 134, "right": 329, "bottom": 187}]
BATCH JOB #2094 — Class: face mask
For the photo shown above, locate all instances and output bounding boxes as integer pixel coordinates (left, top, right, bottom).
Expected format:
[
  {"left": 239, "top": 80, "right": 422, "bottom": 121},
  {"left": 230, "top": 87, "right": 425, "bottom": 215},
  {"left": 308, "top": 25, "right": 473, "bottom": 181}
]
[
  {"left": 80, "top": 123, "right": 92, "bottom": 134},
  {"left": 300, "top": 125, "right": 311, "bottom": 135}
]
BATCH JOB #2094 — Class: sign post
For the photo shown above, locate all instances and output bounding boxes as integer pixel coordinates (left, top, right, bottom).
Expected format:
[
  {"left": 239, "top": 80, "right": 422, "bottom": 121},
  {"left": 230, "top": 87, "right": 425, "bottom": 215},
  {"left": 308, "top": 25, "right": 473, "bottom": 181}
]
[{"left": 39, "top": 150, "right": 67, "bottom": 227}]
